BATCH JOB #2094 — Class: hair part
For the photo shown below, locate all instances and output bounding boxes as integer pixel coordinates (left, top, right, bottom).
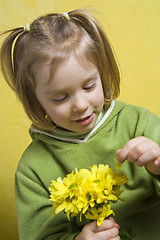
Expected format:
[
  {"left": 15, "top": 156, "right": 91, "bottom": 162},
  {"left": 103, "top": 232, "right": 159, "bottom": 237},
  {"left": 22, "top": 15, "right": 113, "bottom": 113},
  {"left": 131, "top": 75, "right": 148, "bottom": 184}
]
[{"left": 0, "top": 8, "right": 120, "bottom": 130}]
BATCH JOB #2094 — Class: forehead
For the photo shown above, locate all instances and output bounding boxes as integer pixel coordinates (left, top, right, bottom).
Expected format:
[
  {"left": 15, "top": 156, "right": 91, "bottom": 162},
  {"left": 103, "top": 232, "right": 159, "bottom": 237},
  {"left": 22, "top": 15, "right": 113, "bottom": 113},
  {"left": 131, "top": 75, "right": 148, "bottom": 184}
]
[
  {"left": 35, "top": 52, "right": 97, "bottom": 86},
  {"left": 54, "top": 54, "right": 96, "bottom": 78}
]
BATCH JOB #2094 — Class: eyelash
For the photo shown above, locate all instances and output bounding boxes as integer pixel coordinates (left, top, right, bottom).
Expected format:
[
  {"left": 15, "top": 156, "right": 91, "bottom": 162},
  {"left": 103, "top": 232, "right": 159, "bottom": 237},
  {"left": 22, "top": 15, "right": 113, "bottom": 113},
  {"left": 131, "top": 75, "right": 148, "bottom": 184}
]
[
  {"left": 53, "top": 82, "right": 96, "bottom": 103},
  {"left": 83, "top": 83, "right": 96, "bottom": 91},
  {"left": 53, "top": 95, "right": 68, "bottom": 103}
]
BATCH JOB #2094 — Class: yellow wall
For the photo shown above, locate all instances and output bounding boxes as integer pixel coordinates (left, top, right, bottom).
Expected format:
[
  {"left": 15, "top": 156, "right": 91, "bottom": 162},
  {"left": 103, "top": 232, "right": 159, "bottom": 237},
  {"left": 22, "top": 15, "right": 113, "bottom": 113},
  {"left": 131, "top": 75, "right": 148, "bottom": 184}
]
[{"left": 0, "top": 0, "right": 160, "bottom": 239}]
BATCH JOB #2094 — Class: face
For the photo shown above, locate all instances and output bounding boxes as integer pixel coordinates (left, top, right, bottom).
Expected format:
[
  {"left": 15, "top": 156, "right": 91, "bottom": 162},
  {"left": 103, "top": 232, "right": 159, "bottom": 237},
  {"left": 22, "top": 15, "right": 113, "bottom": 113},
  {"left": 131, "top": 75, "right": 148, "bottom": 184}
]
[{"left": 35, "top": 54, "right": 104, "bottom": 133}]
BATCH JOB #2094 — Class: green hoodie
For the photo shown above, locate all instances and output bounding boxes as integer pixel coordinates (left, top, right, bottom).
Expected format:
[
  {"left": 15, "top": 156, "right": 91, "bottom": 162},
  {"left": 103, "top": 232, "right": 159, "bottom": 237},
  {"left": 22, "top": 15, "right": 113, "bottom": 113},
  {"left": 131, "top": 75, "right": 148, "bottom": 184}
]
[{"left": 15, "top": 100, "right": 160, "bottom": 240}]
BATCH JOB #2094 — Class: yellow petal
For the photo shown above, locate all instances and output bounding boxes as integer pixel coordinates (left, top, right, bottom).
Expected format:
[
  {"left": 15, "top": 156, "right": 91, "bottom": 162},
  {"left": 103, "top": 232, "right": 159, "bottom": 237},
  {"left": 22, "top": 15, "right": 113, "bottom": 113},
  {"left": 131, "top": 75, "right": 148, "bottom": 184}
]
[
  {"left": 97, "top": 217, "right": 104, "bottom": 226},
  {"left": 116, "top": 161, "right": 122, "bottom": 171}
]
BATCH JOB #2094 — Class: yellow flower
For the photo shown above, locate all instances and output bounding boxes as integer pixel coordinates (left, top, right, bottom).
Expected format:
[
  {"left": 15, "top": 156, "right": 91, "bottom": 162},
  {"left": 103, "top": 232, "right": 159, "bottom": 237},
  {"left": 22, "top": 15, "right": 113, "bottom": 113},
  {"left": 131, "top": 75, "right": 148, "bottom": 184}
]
[
  {"left": 49, "top": 164, "right": 128, "bottom": 226},
  {"left": 85, "top": 204, "right": 115, "bottom": 226},
  {"left": 49, "top": 171, "right": 80, "bottom": 219},
  {"left": 77, "top": 180, "right": 96, "bottom": 212}
]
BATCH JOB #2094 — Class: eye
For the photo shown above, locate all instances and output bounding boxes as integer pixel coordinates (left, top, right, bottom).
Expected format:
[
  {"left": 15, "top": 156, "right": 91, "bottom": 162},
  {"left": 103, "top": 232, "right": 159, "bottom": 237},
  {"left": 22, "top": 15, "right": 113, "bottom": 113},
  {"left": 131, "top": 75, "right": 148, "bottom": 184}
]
[
  {"left": 52, "top": 95, "right": 68, "bottom": 103},
  {"left": 83, "top": 82, "right": 96, "bottom": 91}
]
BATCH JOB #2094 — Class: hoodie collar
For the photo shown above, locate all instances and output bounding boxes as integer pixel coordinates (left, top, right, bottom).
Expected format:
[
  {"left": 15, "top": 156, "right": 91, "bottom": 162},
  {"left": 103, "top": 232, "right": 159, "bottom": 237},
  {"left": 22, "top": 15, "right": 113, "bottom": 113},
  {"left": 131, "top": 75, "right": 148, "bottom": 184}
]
[{"left": 30, "top": 100, "right": 115, "bottom": 144}]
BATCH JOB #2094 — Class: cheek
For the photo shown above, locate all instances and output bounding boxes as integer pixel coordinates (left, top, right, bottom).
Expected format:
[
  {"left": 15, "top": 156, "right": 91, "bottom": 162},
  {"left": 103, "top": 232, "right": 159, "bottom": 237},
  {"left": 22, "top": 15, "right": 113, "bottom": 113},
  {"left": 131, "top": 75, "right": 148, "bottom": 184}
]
[
  {"left": 93, "top": 86, "right": 104, "bottom": 106},
  {"left": 48, "top": 106, "right": 69, "bottom": 122}
]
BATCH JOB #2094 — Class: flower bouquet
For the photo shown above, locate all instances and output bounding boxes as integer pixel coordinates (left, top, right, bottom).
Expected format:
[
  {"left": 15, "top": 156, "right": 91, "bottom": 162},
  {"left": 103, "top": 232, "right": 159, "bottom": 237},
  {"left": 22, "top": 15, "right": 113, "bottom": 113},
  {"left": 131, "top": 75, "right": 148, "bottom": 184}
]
[{"left": 49, "top": 163, "right": 128, "bottom": 226}]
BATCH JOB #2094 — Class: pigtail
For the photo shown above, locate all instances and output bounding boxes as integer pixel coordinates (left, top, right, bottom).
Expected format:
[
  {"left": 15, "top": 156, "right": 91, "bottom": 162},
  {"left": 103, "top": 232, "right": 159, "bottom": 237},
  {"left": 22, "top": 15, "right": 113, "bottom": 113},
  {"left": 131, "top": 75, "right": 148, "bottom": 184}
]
[{"left": 0, "top": 28, "right": 24, "bottom": 91}]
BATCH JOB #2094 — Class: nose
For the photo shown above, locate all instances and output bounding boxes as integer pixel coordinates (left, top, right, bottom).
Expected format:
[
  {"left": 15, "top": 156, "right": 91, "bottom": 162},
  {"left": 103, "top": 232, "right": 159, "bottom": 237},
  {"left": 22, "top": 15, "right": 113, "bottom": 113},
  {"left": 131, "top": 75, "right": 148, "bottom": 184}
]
[{"left": 72, "top": 93, "right": 89, "bottom": 113}]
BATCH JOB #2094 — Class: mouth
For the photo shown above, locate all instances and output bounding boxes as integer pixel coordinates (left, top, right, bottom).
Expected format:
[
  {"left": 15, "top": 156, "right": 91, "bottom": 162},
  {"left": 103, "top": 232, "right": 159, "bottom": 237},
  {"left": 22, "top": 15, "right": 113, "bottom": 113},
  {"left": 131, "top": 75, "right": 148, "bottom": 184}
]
[{"left": 73, "top": 113, "right": 94, "bottom": 126}]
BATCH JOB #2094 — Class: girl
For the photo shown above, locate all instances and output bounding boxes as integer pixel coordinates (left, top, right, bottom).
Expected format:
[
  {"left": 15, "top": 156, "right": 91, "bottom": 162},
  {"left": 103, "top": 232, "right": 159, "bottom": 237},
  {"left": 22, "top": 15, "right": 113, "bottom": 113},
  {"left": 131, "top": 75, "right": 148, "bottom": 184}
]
[{"left": 1, "top": 9, "right": 160, "bottom": 240}]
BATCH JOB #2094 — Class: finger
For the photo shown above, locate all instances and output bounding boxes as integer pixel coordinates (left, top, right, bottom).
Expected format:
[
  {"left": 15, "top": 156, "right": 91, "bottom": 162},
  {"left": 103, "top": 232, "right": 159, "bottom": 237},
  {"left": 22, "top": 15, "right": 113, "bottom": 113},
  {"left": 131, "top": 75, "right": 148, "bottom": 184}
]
[
  {"left": 135, "top": 149, "right": 160, "bottom": 167},
  {"left": 95, "top": 227, "right": 119, "bottom": 240},
  {"left": 116, "top": 137, "right": 146, "bottom": 163},
  {"left": 155, "top": 156, "right": 160, "bottom": 166},
  {"left": 126, "top": 141, "right": 158, "bottom": 164},
  {"left": 95, "top": 217, "right": 115, "bottom": 232},
  {"left": 111, "top": 237, "right": 120, "bottom": 240},
  {"left": 115, "top": 223, "right": 120, "bottom": 229},
  {"left": 109, "top": 217, "right": 120, "bottom": 229},
  {"left": 116, "top": 149, "right": 125, "bottom": 163},
  {"left": 116, "top": 137, "right": 160, "bottom": 166}
]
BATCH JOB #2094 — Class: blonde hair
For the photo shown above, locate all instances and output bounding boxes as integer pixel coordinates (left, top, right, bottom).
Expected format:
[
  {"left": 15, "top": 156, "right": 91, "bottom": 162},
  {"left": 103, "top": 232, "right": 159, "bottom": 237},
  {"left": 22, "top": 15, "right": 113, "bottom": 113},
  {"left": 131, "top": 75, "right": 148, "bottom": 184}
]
[{"left": 0, "top": 9, "right": 120, "bottom": 130}]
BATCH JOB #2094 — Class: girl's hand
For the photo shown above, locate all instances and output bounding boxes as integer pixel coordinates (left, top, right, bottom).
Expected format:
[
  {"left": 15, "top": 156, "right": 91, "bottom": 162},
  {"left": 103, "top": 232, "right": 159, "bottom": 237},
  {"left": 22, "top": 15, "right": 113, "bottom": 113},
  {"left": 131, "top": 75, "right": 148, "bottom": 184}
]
[
  {"left": 116, "top": 136, "right": 160, "bottom": 175},
  {"left": 75, "top": 217, "right": 120, "bottom": 240}
]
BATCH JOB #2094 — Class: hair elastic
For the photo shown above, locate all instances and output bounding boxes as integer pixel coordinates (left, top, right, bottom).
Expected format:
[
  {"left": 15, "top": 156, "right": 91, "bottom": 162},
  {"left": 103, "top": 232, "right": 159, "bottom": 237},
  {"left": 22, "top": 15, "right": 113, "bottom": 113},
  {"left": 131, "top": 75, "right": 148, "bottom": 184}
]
[
  {"left": 62, "top": 12, "right": 70, "bottom": 20},
  {"left": 24, "top": 22, "right": 30, "bottom": 32}
]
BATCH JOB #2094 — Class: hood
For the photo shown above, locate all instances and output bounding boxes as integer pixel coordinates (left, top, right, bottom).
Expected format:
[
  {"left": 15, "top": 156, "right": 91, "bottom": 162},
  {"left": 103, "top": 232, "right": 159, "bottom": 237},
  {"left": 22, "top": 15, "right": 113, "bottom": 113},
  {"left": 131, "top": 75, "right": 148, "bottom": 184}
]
[{"left": 29, "top": 100, "right": 126, "bottom": 144}]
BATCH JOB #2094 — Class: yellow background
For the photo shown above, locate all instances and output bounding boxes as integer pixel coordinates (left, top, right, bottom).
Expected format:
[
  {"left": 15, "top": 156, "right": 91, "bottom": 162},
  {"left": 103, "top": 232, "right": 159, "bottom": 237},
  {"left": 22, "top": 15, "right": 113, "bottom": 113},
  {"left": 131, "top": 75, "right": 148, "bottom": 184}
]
[{"left": 0, "top": 0, "right": 160, "bottom": 239}]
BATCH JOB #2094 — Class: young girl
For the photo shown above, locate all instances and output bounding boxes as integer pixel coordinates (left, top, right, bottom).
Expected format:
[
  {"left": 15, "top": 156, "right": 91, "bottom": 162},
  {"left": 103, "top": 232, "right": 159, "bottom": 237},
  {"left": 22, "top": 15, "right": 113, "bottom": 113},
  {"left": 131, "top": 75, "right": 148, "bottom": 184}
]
[{"left": 1, "top": 9, "right": 160, "bottom": 240}]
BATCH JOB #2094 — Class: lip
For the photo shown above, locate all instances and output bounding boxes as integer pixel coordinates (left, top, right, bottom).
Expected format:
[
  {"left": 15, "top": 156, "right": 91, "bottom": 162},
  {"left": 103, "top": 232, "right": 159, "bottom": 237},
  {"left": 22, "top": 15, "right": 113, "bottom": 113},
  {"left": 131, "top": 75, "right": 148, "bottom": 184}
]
[{"left": 73, "top": 113, "right": 94, "bottom": 126}]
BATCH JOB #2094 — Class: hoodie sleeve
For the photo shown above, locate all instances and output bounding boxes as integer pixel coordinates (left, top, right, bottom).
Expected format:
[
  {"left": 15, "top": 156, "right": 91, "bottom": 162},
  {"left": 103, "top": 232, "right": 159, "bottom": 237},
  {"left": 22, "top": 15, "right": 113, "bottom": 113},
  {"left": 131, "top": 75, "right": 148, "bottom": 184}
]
[
  {"left": 117, "top": 104, "right": 160, "bottom": 196},
  {"left": 15, "top": 164, "right": 80, "bottom": 240}
]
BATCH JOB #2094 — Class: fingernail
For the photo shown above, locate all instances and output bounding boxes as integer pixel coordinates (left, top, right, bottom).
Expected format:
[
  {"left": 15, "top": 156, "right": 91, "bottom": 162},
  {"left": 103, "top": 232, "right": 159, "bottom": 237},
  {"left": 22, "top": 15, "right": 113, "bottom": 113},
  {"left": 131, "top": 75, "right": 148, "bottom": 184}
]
[
  {"left": 115, "top": 223, "right": 120, "bottom": 229},
  {"left": 155, "top": 160, "right": 160, "bottom": 166}
]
